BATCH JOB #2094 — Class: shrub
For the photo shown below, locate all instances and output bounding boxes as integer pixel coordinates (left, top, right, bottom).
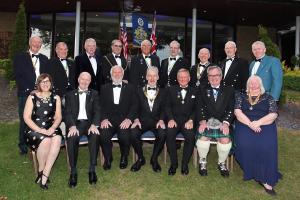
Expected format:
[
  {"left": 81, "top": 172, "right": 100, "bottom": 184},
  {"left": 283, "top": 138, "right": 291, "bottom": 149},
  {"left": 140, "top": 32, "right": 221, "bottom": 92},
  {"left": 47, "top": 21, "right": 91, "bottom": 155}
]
[{"left": 283, "top": 71, "right": 300, "bottom": 91}]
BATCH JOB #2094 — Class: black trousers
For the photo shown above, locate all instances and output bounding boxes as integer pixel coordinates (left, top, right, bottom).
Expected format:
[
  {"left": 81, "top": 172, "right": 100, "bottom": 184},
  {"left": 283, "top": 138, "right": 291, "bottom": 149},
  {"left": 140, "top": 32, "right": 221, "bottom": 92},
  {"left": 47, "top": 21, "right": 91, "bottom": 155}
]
[
  {"left": 99, "top": 121, "right": 130, "bottom": 162},
  {"left": 67, "top": 120, "right": 100, "bottom": 174},
  {"left": 166, "top": 123, "right": 195, "bottom": 168},
  {"left": 18, "top": 96, "right": 28, "bottom": 151},
  {"left": 130, "top": 122, "right": 166, "bottom": 162}
]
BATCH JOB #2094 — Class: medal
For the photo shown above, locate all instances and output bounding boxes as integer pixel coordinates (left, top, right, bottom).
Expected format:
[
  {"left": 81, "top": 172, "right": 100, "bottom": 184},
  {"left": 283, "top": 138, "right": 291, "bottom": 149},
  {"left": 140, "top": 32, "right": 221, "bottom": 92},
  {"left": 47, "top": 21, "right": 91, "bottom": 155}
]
[
  {"left": 249, "top": 106, "right": 253, "bottom": 110},
  {"left": 181, "top": 100, "right": 185, "bottom": 104}
]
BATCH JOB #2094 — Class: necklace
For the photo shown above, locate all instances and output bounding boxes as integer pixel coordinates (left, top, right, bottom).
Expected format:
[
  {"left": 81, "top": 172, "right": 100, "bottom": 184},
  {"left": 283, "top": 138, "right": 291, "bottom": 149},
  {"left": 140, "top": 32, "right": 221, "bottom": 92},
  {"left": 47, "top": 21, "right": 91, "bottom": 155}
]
[{"left": 248, "top": 94, "right": 260, "bottom": 110}]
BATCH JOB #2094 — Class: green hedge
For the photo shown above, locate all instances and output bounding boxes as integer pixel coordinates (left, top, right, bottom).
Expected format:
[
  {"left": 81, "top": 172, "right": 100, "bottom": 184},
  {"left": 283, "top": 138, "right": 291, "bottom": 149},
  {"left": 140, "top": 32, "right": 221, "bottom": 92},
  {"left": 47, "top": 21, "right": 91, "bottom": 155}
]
[
  {"left": 0, "top": 59, "right": 13, "bottom": 80},
  {"left": 283, "top": 70, "right": 300, "bottom": 91}
]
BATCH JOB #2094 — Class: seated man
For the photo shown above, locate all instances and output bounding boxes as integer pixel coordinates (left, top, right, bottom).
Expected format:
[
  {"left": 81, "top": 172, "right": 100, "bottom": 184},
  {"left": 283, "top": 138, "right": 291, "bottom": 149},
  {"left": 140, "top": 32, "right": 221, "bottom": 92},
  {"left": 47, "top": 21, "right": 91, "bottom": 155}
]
[
  {"left": 196, "top": 65, "right": 235, "bottom": 177},
  {"left": 130, "top": 66, "right": 167, "bottom": 172},
  {"left": 165, "top": 69, "right": 197, "bottom": 176},
  {"left": 99, "top": 65, "right": 137, "bottom": 170},
  {"left": 64, "top": 72, "right": 101, "bottom": 188}
]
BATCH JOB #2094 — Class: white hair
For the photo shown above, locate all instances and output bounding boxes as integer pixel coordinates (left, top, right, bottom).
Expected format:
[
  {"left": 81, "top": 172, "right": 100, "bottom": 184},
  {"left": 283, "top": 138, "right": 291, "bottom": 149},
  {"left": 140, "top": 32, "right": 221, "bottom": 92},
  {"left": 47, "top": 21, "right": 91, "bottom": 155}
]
[{"left": 246, "top": 75, "right": 265, "bottom": 94}]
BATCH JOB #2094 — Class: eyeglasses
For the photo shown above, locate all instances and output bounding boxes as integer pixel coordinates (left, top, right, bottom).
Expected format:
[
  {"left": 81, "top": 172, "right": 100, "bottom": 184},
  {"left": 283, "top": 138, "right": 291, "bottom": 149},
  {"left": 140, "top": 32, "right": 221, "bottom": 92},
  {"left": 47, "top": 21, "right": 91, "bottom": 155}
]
[
  {"left": 208, "top": 74, "right": 221, "bottom": 78},
  {"left": 40, "top": 80, "right": 50, "bottom": 84},
  {"left": 114, "top": 45, "right": 123, "bottom": 48}
]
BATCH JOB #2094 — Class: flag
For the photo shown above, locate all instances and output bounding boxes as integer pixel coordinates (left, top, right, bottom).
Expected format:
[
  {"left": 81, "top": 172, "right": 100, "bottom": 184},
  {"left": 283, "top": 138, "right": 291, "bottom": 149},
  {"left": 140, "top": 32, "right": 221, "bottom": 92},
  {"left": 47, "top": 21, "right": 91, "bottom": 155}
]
[
  {"left": 150, "top": 11, "right": 157, "bottom": 54},
  {"left": 120, "top": 13, "right": 128, "bottom": 59}
]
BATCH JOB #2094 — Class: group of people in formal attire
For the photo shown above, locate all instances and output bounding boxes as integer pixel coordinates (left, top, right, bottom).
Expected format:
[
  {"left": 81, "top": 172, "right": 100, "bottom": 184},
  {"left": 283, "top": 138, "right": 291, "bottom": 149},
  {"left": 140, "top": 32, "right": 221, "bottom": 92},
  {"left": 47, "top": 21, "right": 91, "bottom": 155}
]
[{"left": 13, "top": 35, "right": 282, "bottom": 196}]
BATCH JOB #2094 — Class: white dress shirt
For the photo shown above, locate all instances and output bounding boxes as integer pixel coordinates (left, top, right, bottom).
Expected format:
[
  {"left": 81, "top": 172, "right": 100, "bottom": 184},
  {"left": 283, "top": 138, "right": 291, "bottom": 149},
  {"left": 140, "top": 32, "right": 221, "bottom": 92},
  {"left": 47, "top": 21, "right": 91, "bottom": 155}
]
[
  {"left": 113, "top": 82, "right": 122, "bottom": 105},
  {"left": 224, "top": 57, "right": 234, "bottom": 78},
  {"left": 112, "top": 53, "right": 122, "bottom": 66},
  {"left": 143, "top": 54, "right": 151, "bottom": 67},
  {"left": 30, "top": 50, "right": 40, "bottom": 82},
  {"left": 77, "top": 89, "right": 88, "bottom": 120},
  {"left": 146, "top": 85, "right": 157, "bottom": 111},
  {"left": 167, "top": 55, "right": 179, "bottom": 75},
  {"left": 87, "top": 53, "right": 97, "bottom": 75}
]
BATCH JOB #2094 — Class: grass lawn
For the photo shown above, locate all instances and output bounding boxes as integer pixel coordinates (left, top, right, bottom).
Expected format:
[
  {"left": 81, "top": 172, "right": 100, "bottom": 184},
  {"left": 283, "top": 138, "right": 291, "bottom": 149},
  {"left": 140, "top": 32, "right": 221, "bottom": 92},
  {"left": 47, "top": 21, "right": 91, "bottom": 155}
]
[{"left": 0, "top": 123, "right": 299, "bottom": 200}]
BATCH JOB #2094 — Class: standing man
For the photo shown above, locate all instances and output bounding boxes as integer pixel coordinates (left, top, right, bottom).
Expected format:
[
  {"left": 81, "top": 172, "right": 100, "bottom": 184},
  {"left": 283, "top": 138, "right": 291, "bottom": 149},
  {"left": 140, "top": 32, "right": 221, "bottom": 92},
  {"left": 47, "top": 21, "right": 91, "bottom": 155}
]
[
  {"left": 64, "top": 72, "right": 101, "bottom": 187},
  {"left": 159, "top": 40, "right": 189, "bottom": 88},
  {"left": 250, "top": 41, "right": 283, "bottom": 101},
  {"left": 129, "top": 39, "right": 160, "bottom": 87},
  {"left": 165, "top": 69, "right": 197, "bottom": 176},
  {"left": 99, "top": 65, "right": 137, "bottom": 170},
  {"left": 130, "top": 66, "right": 167, "bottom": 172},
  {"left": 102, "top": 39, "right": 129, "bottom": 84},
  {"left": 13, "top": 35, "right": 48, "bottom": 154},
  {"left": 219, "top": 41, "right": 249, "bottom": 93},
  {"left": 196, "top": 66, "right": 234, "bottom": 177},
  {"left": 190, "top": 48, "right": 212, "bottom": 88},
  {"left": 47, "top": 42, "right": 76, "bottom": 98},
  {"left": 75, "top": 38, "right": 102, "bottom": 91}
]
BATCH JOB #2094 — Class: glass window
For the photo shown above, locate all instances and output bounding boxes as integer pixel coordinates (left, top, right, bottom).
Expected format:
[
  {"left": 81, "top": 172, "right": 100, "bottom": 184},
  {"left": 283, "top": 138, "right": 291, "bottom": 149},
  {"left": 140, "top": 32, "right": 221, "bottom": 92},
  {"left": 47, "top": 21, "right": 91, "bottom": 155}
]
[
  {"left": 30, "top": 14, "right": 53, "bottom": 58},
  {"left": 85, "top": 12, "right": 119, "bottom": 56},
  {"left": 55, "top": 12, "right": 84, "bottom": 58},
  {"left": 214, "top": 23, "right": 234, "bottom": 63}
]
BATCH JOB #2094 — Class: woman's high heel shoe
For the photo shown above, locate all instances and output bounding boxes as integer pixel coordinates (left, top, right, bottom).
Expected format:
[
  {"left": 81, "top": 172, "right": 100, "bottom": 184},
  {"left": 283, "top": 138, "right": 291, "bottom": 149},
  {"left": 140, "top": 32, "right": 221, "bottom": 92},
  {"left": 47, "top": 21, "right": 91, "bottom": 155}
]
[
  {"left": 40, "top": 174, "right": 49, "bottom": 190},
  {"left": 35, "top": 171, "right": 43, "bottom": 183}
]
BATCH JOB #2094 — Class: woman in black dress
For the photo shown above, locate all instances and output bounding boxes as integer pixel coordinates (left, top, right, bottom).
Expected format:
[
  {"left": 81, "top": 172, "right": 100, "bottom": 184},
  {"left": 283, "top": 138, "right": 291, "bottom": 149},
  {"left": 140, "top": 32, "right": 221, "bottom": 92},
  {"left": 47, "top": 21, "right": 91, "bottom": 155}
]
[{"left": 24, "top": 73, "right": 62, "bottom": 189}]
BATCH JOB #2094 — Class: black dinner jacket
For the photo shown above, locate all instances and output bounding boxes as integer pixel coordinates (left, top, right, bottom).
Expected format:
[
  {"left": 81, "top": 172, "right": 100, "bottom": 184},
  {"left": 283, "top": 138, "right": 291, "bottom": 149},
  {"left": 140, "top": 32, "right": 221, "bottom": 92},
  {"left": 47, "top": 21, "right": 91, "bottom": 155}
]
[
  {"left": 135, "top": 86, "right": 166, "bottom": 124},
  {"left": 75, "top": 53, "right": 103, "bottom": 91},
  {"left": 129, "top": 54, "right": 160, "bottom": 87},
  {"left": 46, "top": 57, "right": 76, "bottom": 97},
  {"left": 13, "top": 52, "right": 48, "bottom": 96},
  {"left": 197, "top": 84, "right": 235, "bottom": 124},
  {"left": 64, "top": 89, "right": 101, "bottom": 129},
  {"left": 99, "top": 82, "right": 137, "bottom": 123},
  {"left": 165, "top": 85, "right": 198, "bottom": 125},
  {"left": 159, "top": 57, "right": 190, "bottom": 88},
  {"left": 219, "top": 57, "right": 249, "bottom": 93},
  {"left": 189, "top": 62, "right": 214, "bottom": 88},
  {"left": 102, "top": 53, "right": 129, "bottom": 84}
]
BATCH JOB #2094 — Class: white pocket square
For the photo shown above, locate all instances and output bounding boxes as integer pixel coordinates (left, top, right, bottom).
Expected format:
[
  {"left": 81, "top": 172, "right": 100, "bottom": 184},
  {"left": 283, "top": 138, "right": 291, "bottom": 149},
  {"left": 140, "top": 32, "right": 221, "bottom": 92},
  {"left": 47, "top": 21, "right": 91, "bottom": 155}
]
[{"left": 191, "top": 95, "right": 195, "bottom": 98}]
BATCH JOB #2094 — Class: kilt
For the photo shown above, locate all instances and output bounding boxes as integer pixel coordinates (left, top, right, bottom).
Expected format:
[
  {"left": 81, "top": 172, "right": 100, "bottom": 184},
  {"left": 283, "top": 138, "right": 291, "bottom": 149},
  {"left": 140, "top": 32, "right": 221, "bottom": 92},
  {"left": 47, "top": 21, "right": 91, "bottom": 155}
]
[{"left": 196, "top": 128, "right": 232, "bottom": 140}]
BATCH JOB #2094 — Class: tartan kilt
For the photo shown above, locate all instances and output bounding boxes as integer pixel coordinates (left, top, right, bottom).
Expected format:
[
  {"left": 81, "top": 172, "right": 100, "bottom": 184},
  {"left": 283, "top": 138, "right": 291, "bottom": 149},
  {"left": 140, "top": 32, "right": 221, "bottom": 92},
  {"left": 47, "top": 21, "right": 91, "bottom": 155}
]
[{"left": 196, "top": 128, "right": 232, "bottom": 140}]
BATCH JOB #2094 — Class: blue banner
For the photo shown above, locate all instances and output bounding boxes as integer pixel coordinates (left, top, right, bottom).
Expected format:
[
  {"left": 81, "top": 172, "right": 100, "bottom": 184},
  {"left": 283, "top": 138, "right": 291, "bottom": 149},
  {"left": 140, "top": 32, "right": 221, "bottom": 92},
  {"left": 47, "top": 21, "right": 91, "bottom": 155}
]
[{"left": 132, "top": 14, "right": 148, "bottom": 46}]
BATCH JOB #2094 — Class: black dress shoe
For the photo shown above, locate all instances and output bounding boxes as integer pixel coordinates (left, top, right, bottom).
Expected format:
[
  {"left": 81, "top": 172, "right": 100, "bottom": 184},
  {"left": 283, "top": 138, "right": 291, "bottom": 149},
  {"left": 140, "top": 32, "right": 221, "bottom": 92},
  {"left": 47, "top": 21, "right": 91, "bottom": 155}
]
[
  {"left": 130, "top": 158, "right": 146, "bottom": 172},
  {"left": 181, "top": 165, "right": 189, "bottom": 175},
  {"left": 218, "top": 162, "right": 229, "bottom": 177},
  {"left": 119, "top": 156, "right": 128, "bottom": 169},
  {"left": 103, "top": 160, "right": 111, "bottom": 170},
  {"left": 259, "top": 183, "right": 277, "bottom": 196},
  {"left": 88, "top": 172, "right": 97, "bottom": 185},
  {"left": 168, "top": 166, "right": 177, "bottom": 176},
  {"left": 68, "top": 174, "right": 77, "bottom": 188},
  {"left": 151, "top": 162, "right": 162, "bottom": 173}
]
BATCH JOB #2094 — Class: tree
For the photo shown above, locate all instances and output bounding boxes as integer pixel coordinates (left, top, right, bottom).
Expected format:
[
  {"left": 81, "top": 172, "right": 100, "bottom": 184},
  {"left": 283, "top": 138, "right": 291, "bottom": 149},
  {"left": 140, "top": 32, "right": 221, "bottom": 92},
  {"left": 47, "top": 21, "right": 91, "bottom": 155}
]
[
  {"left": 258, "top": 25, "right": 281, "bottom": 59},
  {"left": 6, "top": 1, "right": 28, "bottom": 80}
]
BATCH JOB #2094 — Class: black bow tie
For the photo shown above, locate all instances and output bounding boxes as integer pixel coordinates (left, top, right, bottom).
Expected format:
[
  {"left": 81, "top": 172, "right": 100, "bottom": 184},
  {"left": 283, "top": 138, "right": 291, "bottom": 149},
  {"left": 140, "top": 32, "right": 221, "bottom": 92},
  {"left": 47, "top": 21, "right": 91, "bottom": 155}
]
[
  {"left": 147, "top": 87, "right": 156, "bottom": 90},
  {"left": 226, "top": 58, "right": 233, "bottom": 62},
  {"left": 78, "top": 90, "right": 88, "bottom": 95},
  {"left": 115, "top": 55, "right": 121, "bottom": 59},
  {"left": 180, "top": 87, "right": 187, "bottom": 91},
  {"left": 199, "top": 64, "right": 206, "bottom": 68},
  {"left": 144, "top": 55, "right": 151, "bottom": 59},
  {"left": 255, "top": 58, "right": 262, "bottom": 62},
  {"left": 170, "top": 57, "right": 176, "bottom": 61},
  {"left": 89, "top": 55, "right": 95, "bottom": 59},
  {"left": 113, "top": 84, "right": 121, "bottom": 88},
  {"left": 212, "top": 87, "right": 220, "bottom": 91},
  {"left": 60, "top": 58, "right": 66, "bottom": 61},
  {"left": 32, "top": 54, "right": 39, "bottom": 58}
]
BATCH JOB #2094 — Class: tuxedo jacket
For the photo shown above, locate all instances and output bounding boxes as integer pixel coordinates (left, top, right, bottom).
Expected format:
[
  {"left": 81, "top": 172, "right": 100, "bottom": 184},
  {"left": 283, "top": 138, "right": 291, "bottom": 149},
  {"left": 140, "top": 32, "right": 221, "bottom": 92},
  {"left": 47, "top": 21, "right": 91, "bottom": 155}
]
[
  {"left": 219, "top": 57, "right": 249, "bottom": 93},
  {"left": 102, "top": 53, "right": 128, "bottom": 84},
  {"left": 159, "top": 57, "right": 189, "bottom": 88},
  {"left": 13, "top": 52, "right": 48, "bottom": 96},
  {"left": 135, "top": 86, "right": 166, "bottom": 124},
  {"left": 197, "top": 85, "right": 235, "bottom": 125},
  {"left": 64, "top": 89, "right": 100, "bottom": 129},
  {"left": 165, "top": 85, "right": 198, "bottom": 124},
  {"left": 189, "top": 63, "right": 213, "bottom": 88},
  {"left": 129, "top": 54, "right": 160, "bottom": 87},
  {"left": 249, "top": 55, "right": 283, "bottom": 100},
  {"left": 46, "top": 57, "right": 76, "bottom": 97},
  {"left": 99, "top": 82, "right": 137, "bottom": 124},
  {"left": 75, "top": 53, "right": 103, "bottom": 91}
]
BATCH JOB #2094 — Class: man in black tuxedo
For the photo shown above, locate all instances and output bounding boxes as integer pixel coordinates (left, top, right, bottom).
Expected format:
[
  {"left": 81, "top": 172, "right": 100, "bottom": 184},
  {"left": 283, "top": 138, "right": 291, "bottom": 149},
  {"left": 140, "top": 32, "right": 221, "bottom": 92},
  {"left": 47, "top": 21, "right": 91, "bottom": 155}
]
[
  {"left": 159, "top": 40, "right": 189, "bottom": 88},
  {"left": 196, "top": 66, "right": 234, "bottom": 177},
  {"left": 130, "top": 66, "right": 166, "bottom": 172},
  {"left": 13, "top": 35, "right": 48, "bottom": 154},
  {"left": 219, "top": 41, "right": 249, "bottom": 93},
  {"left": 99, "top": 65, "right": 137, "bottom": 170},
  {"left": 190, "top": 48, "right": 212, "bottom": 88},
  {"left": 46, "top": 42, "right": 76, "bottom": 98},
  {"left": 166, "top": 69, "right": 197, "bottom": 176},
  {"left": 75, "top": 38, "right": 102, "bottom": 91},
  {"left": 129, "top": 39, "right": 160, "bottom": 87},
  {"left": 64, "top": 72, "right": 101, "bottom": 187},
  {"left": 102, "top": 39, "right": 128, "bottom": 84}
]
